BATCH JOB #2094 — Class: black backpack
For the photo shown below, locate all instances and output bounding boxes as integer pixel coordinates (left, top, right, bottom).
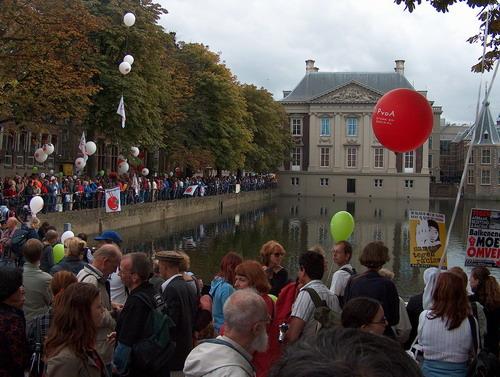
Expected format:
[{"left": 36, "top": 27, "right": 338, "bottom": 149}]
[
  {"left": 11, "top": 228, "right": 29, "bottom": 257},
  {"left": 131, "top": 292, "right": 176, "bottom": 373},
  {"left": 467, "top": 315, "right": 499, "bottom": 377}
]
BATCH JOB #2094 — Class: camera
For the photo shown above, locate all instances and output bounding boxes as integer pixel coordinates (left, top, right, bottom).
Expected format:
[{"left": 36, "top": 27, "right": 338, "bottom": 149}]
[{"left": 278, "top": 322, "right": 289, "bottom": 343}]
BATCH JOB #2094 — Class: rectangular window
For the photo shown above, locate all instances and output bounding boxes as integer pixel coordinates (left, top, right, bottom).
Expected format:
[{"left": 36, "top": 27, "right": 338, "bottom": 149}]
[
  {"left": 428, "top": 154, "right": 433, "bottom": 168},
  {"left": 347, "top": 179, "right": 356, "bottom": 193},
  {"left": 291, "top": 177, "right": 300, "bottom": 186},
  {"left": 481, "top": 169, "right": 491, "bottom": 185},
  {"left": 346, "top": 147, "right": 357, "bottom": 168},
  {"left": 291, "top": 118, "right": 302, "bottom": 136},
  {"left": 320, "top": 118, "right": 330, "bottom": 136},
  {"left": 374, "top": 148, "right": 384, "bottom": 168},
  {"left": 404, "top": 151, "right": 414, "bottom": 172},
  {"left": 498, "top": 171, "right": 500, "bottom": 185},
  {"left": 374, "top": 179, "right": 383, "bottom": 187},
  {"left": 468, "top": 169, "right": 474, "bottom": 184},
  {"left": 320, "top": 147, "right": 330, "bottom": 167},
  {"left": 320, "top": 178, "right": 329, "bottom": 186},
  {"left": 481, "top": 148, "right": 491, "bottom": 164},
  {"left": 429, "top": 136, "right": 433, "bottom": 149},
  {"left": 346, "top": 118, "right": 358, "bottom": 137},
  {"left": 291, "top": 147, "right": 301, "bottom": 170},
  {"left": 405, "top": 180, "right": 414, "bottom": 188},
  {"left": 469, "top": 150, "right": 475, "bottom": 164}
]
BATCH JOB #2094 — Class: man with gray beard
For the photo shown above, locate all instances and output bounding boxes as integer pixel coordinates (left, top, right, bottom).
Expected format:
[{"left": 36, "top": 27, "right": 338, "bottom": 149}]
[{"left": 183, "top": 289, "right": 269, "bottom": 377}]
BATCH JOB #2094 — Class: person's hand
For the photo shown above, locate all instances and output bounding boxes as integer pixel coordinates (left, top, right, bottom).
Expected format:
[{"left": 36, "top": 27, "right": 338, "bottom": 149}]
[
  {"left": 106, "top": 331, "right": 116, "bottom": 345},
  {"left": 416, "top": 220, "right": 430, "bottom": 247},
  {"left": 112, "top": 302, "right": 124, "bottom": 313}
]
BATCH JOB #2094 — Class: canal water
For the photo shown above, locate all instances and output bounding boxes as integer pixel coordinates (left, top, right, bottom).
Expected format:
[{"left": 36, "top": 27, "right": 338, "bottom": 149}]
[{"left": 110, "top": 196, "right": 500, "bottom": 299}]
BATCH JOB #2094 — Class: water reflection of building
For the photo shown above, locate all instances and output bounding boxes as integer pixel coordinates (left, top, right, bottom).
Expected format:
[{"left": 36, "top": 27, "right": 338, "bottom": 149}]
[{"left": 279, "top": 59, "right": 442, "bottom": 199}]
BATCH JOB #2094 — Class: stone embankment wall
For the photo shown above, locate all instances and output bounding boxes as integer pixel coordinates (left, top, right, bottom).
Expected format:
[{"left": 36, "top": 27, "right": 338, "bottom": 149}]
[{"left": 40, "top": 189, "right": 276, "bottom": 235}]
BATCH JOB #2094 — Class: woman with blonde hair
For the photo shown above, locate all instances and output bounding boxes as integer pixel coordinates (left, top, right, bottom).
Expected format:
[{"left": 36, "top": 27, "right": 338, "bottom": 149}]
[
  {"left": 260, "top": 240, "right": 288, "bottom": 296},
  {"left": 50, "top": 237, "right": 87, "bottom": 275},
  {"left": 45, "top": 282, "right": 106, "bottom": 377}
]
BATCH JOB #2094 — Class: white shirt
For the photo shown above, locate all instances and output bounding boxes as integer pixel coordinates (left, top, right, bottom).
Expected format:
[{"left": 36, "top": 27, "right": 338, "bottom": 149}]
[
  {"left": 161, "top": 273, "right": 183, "bottom": 292},
  {"left": 329, "top": 264, "right": 354, "bottom": 296},
  {"left": 291, "top": 280, "right": 341, "bottom": 339},
  {"left": 109, "top": 270, "right": 127, "bottom": 305},
  {"left": 418, "top": 310, "right": 474, "bottom": 363}
]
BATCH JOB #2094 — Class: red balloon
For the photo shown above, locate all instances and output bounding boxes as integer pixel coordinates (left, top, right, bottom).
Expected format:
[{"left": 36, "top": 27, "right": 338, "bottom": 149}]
[{"left": 371, "top": 88, "right": 433, "bottom": 153}]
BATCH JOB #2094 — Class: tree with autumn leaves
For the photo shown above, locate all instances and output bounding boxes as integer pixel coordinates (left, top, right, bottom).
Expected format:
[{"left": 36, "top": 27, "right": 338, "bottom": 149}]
[{"left": 0, "top": 0, "right": 290, "bottom": 173}]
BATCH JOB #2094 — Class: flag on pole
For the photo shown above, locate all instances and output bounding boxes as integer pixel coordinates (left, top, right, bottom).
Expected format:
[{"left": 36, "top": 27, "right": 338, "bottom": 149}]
[
  {"left": 117, "top": 95, "right": 126, "bottom": 128},
  {"left": 79, "top": 132, "right": 87, "bottom": 161},
  {"left": 105, "top": 187, "right": 121, "bottom": 213}
]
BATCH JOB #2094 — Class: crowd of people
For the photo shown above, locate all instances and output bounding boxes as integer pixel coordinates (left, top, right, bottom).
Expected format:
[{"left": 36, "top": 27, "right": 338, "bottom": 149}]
[
  {"left": 0, "top": 213, "right": 498, "bottom": 377},
  {"left": 0, "top": 173, "right": 277, "bottom": 215}
]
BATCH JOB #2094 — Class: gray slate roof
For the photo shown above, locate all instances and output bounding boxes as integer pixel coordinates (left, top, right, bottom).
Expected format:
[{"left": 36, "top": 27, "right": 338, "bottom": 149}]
[
  {"left": 453, "top": 101, "right": 500, "bottom": 145},
  {"left": 280, "top": 72, "right": 414, "bottom": 103}
]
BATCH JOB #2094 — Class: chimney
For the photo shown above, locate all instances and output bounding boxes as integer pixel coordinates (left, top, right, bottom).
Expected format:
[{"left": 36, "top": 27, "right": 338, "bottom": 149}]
[
  {"left": 306, "top": 59, "right": 316, "bottom": 73},
  {"left": 394, "top": 59, "right": 405, "bottom": 75}
]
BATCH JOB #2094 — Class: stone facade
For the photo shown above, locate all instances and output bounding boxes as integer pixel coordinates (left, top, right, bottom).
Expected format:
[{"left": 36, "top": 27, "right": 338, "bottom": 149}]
[{"left": 279, "top": 60, "right": 442, "bottom": 199}]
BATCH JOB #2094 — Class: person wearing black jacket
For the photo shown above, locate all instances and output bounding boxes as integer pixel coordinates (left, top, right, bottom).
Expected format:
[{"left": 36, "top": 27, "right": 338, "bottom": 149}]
[{"left": 344, "top": 241, "right": 400, "bottom": 336}]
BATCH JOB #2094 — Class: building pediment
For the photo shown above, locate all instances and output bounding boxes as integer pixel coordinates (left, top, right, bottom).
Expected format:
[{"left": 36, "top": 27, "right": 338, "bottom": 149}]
[{"left": 311, "top": 82, "right": 381, "bottom": 104}]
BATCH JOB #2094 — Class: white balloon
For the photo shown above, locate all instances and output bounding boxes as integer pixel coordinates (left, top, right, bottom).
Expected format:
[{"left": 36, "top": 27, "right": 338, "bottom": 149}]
[
  {"left": 117, "top": 161, "right": 129, "bottom": 174},
  {"left": 49, "top": 169, "right": 54, "bottom": 175},
  {"left": 34, "top": 148, "right": 48, "bottom": 163},
  {"left": 124, "top": 55, "right": 134, "bottom": 65},
  {"left": 61, "top": 230, "right": 75, "bottom": 244},
  {"left": 130, "top": 146, "right": 140, "bottom": 157},
  {"left": 119, "top": 61, "right": 131, "bottom": 75},
  {"left": 142, "top": 168, "right": 149, "bottom": 176},
  {"left": 29, "top": 196, "right": 44, "bottom": 216},
  {"left": 75, "top": 157, "right": 86, "bottom": 170},
  {"left": 85, "top": 141, "right": 97, "bottom": 156},
  {"left": 123, "top": 12, "right": 136, "bottom": 27},
  {"left": 40, "top": 173, "right": 46, "bottom": 179},
  {"left": 43, "top": 143, "right": 55, "bottom": 155}
]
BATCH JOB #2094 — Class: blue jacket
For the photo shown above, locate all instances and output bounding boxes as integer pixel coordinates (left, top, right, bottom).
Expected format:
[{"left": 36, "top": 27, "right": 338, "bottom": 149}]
[{"left": 209, "top": 277, "right": 234, "bottom": 334}]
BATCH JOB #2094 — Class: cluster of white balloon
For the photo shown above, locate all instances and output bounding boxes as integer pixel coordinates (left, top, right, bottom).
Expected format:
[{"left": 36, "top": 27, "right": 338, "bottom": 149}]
[
  {"left": 116, "top": 146, "right": 149, "bottom": 176},
  {"left": 34, "top": 143, "right": 55, "bottom": 163},
  {"left": 75, "top": 141, "right": 98, "bottom": 171},
  {"left": 118, "top": 13, "right": 136, "bottom": 75}
]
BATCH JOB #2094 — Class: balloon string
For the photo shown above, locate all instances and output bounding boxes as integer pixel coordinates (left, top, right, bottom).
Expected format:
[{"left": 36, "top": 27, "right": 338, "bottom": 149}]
[{"left": 438, "top": 6, "right": 497, "bottom": 269}]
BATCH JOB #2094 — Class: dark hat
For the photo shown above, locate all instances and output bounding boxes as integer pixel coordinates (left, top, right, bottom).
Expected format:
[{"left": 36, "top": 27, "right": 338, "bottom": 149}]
[
  {"left": 94, "top": 230, "right": 123, "bottom": 244},
  {"left": 0, "top": 266, "right": 23, "bottom": 302},
  {"left": 155, "top": 250, "right": 185, "bottom": 264}
]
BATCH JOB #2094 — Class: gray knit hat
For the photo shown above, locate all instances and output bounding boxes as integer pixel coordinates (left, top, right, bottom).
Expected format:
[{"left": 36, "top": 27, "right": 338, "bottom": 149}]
[{"left": 0, "top": 266, "right": 23, "bottom": 302}]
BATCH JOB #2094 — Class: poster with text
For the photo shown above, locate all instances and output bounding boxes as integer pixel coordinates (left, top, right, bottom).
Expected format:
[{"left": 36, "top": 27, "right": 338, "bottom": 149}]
[
  {"left": 105, "top": 187, "right": 121, "bottom": 213},
  {"left": 465, "top": 208, "right": 500, "bottom": 268},
  {"left": 409, "top": 210, "right": 447, "bottom": 267}
]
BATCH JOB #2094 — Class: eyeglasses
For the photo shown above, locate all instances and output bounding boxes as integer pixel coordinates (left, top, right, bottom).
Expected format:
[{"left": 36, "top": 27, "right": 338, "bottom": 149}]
[
  {"left": 371, "top": 316, "right": 387, "bottom": 325},
  {"left": 273, "top": 253, "right": 284, "bottom": 257}
]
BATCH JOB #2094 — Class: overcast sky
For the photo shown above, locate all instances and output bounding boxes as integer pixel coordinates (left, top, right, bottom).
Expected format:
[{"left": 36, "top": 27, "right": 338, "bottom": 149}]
[{"left": 158, "top": 0, "right": 499, "bottom": 124}]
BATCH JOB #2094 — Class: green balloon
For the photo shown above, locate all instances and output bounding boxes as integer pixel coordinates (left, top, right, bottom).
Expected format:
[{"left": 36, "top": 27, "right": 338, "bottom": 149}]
[
  {"left": 99, "top": 170, "right": 105, "bottom": 176},
  {"left": 53, "top": 243, "right": 65, "bottom": 264},
  {"left": 59, "top": 172, "right": 64, "bottom": 178},
  {"left": 32, "top": 166, "right": 38, "bottom": 173},
  {"left": 330, "top": 211, "right": 355, "bottom": 241}
]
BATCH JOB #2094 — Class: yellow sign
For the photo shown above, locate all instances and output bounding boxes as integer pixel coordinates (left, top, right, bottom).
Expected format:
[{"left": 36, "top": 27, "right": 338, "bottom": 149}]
[
  {"left": 409, "top": 210, "right": 447, "bottom": 267},
  {"left": 62, "top": 163, "right": 73, "bottom": 176}
]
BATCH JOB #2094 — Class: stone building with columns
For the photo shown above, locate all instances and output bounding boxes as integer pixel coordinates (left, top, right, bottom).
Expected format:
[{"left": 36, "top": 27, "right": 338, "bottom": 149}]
[{"left": 279, "top": 59, "right": 442, "bottom": 199}]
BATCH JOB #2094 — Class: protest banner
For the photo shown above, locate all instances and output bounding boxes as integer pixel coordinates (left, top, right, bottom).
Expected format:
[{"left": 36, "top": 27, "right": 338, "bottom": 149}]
[
  {"left": 183, "top": 185, "right": 199, "bottom": 196},
  {"left": 465, "top": 208, "right": 500, "bottom": 268},
  {"left": 409, "top": 210, "right": 447, "bottom": 267},
  {"left": 105, "top": 187, "right": 121, "bottom": 213}
]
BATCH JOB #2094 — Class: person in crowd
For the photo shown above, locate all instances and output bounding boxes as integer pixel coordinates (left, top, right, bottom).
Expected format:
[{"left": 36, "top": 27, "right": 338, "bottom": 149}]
[
  {"left": 12, "top": 215, "right": 40, "bottom": 266},
  {"left": 469, "top": 266, "right": 500, "bottom": 356},
  {"left": 341, "top": 297, "right": 387, "bottom": 336},
  {"left": 78, "top": 244, "right": 122, "bottom": 374},
  {"left": 157, "top": 250, "right": 197, "bottom": 376},
  {"left": 285, "top": 250, "right": 341, "bottom": 344},
  {"left": 45, "top": 282, "right": 106, "bottom": 377},
  {"left": 379, "top": 268, "right": 412, "bottom": 344},
  {"left": 184, "top": 289, "right": 270, "bottom": 377},
  {"left": 40, "top": 229, "right": 58, "bottom": 273},
  {"left": 149, "top": 259, "right": 165, "bottom": 293},
  {"left": 50, "top": 236, "right": 87, "bottom": 275},
  {"left": 95, "top": 230, "right": 127, "bottom": 305},
  {"left": 406, "top": 267, "right": 439, "bottom": 349},
  {"left": 22, "top": 239, "right": 52, "bottom": 322},
  {"left": 234, "top": 260, "right": 280, "bottom": 377},
  {"left": 114, "top": 252, "right": 166, "bottom": 377},
  {"left": 418, "top": 272, "right": 474, "bottom": 377},
  {"left": 269, "top": 327, "right": 423, "bottom": 377},
  {"left": 344, "top": 241, "right": 399, "bottom": 336},
  {"left": 329, "top": 240, "right": 356, "bottom": 307},
  {"left": 179, "top": 251, "right": 201, "bottom": 297},
  {"left": 26, "top": 271, "right": 77, "bottom": 377},
  {"left": 209, "top": 251, "right": 243, "bottom": 334},
  {"left": 78, "top": 233, "right": 94, "bottom": 264},
  {"left": 37, "top": 221, "right": 52, "bottom": 241},
  {"left": 0, "top": 266, "right": 28, "bottom": 377},
  {"left": 0, "top": 216, "right": 18, "bottom": 261},
  {"left": 260, "top": 240, "right": 288, "bottom": 296}
]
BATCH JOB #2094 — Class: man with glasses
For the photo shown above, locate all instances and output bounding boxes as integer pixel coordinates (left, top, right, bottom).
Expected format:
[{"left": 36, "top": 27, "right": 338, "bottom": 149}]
[
  {"left": 184, "top": 289, "right": 269, "bottom": 377},
  {"left": 329, "top": 241, "right": 356, "bottom": 307}
]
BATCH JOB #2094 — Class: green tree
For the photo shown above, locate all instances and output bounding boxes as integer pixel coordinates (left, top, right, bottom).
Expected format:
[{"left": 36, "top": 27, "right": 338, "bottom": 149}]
[
  {"left": 172, "top": 43, "right": 252, "bottom": 171},
  {"left": 241, "top": 84, "right": 291, "bottom": 172},
  {"left": 394, "top": 0, "right": 499, "bottom": 71},
  {"left": 0, "top": 0, "right": 101, "bottom": 128}
]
